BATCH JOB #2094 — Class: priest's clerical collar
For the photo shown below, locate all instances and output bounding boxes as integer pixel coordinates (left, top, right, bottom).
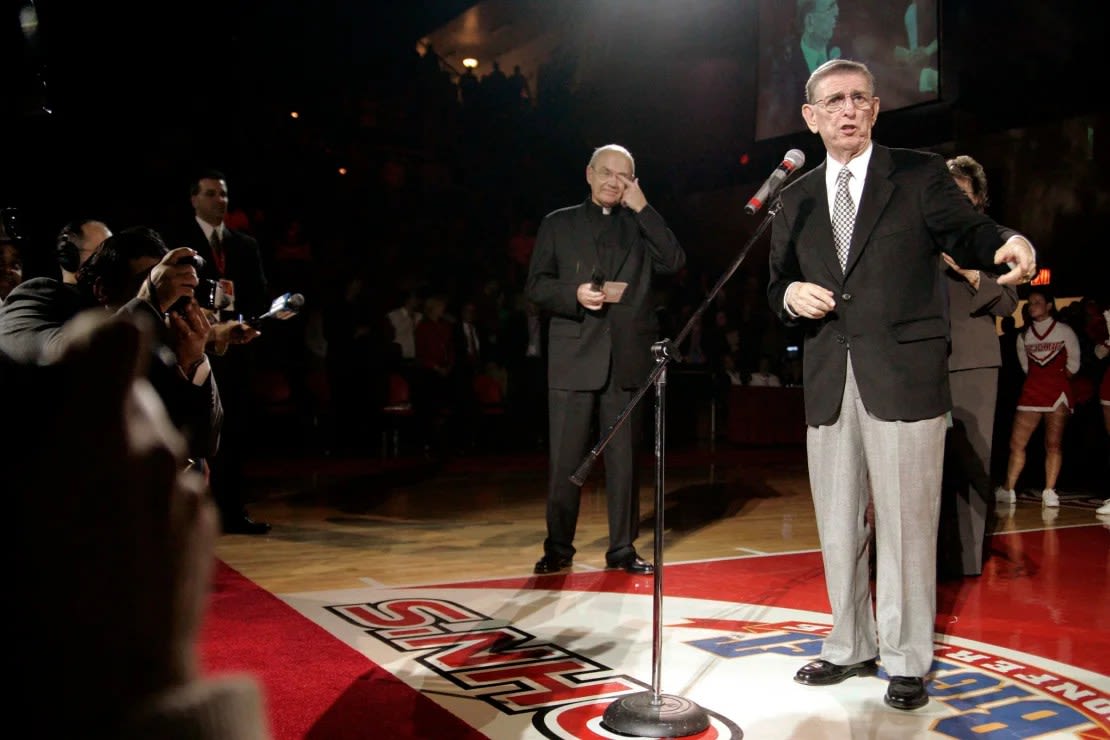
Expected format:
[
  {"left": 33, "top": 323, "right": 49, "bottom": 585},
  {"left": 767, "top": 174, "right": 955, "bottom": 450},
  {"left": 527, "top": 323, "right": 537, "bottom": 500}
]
[{"left": 587, "top": 199, "right": 614, "bottom": 217}]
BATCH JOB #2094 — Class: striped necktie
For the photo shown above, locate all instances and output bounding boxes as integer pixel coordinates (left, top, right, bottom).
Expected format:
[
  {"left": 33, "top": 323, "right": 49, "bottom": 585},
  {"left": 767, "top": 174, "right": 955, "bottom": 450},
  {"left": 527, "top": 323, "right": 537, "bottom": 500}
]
[{"left": 832, "top": 167, "right": 854, "bottom": 271}]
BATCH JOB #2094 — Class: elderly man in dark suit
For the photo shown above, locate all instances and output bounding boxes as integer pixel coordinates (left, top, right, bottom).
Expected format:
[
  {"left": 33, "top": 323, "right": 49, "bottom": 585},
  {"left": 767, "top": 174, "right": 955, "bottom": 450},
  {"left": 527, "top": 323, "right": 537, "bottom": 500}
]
[
  {"left": 767, "top": 59, "right": 1035, "bottom": 710},
  {"left": 526, "top": 143, "right": 685, "bottom": 576}
]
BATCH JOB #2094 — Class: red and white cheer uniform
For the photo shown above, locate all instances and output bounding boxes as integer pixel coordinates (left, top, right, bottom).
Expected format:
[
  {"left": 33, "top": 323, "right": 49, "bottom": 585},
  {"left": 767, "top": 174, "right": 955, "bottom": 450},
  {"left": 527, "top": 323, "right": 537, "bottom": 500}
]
[{"left": 1015, "top": 317, "right": 1081, "bottom": 412}]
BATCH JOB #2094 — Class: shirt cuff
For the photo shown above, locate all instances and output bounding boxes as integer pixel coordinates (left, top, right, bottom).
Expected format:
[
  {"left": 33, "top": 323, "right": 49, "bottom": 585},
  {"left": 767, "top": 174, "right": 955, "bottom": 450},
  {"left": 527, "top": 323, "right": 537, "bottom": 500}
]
[
  {"left": 783, "top": 282, "right": 800, "bottom": 319},
  {"left": 186, "top": 356, "right": 211, "bottom": 386}
]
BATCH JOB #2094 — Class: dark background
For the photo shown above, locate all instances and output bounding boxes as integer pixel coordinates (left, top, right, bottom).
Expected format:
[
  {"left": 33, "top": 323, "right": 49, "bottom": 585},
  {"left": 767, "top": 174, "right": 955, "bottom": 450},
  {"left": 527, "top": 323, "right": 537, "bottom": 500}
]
[{"left": 6, "top": 0, "right": 1108, "bottom": 298}]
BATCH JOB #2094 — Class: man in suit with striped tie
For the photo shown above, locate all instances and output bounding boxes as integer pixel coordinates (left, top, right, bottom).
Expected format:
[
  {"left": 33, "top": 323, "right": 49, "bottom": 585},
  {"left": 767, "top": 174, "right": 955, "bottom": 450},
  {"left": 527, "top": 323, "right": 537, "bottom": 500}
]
[{"left": 767, "top": 59, "right": 1035, "bottom": 710}]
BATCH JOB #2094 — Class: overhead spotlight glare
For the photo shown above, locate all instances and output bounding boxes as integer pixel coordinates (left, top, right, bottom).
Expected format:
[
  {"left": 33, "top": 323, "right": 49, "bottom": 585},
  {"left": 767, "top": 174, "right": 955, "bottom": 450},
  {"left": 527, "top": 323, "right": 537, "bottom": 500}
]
[
  {"left": 290, "top": 111, "right": 300, "bottom": 119},
  {"left": 462, "top": 57, "right": 479, "bottom": 69},
  {"left": 337, "top": 167, "right": 348, "bottom": 176}
]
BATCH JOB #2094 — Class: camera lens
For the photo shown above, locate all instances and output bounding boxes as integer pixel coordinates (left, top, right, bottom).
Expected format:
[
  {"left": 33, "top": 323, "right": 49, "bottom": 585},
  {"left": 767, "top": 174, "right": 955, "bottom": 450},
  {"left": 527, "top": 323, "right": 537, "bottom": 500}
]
[{"left": 195, "top": 279, "right": 218, "bottom": 310}]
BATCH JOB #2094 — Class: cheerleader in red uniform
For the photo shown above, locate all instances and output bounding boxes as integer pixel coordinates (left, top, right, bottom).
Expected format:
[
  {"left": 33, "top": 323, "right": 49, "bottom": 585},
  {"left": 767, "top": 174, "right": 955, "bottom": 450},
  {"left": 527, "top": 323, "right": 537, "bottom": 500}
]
[{"left": 995, "top": 289, "right": 1080, "bottom": 507}]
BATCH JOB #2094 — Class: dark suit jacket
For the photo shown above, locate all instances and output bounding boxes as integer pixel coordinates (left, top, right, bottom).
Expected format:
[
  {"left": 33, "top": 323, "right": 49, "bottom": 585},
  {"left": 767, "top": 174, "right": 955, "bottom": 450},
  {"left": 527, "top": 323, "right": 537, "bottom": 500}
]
[
  {"left": 0, "top": 277, "right": 223, "bottom": 459},
  {"left": 526, "top": 199, "right": 685, "bottom": 391},
  {"left": 170, "top": 221, "right": 269, "bottom": 321},
  {"left": 767, "top": 144, "right": 1012, "bottom": 426},
  {"left": 945, "top": 259, "right": 1018, "bottom": 372}
]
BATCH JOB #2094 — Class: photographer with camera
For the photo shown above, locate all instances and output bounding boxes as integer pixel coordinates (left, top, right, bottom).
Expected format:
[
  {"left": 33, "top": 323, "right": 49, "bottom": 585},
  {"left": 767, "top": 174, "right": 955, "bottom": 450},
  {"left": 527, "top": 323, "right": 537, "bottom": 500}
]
[{"left": 0, "top": 226, "right": 225, "bottom": 463}]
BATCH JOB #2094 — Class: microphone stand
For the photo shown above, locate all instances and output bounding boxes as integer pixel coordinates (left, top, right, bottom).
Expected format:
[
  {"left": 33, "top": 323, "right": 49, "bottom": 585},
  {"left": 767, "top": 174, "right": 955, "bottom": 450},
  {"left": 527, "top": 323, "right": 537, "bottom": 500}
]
[{"left": 580, "top": 198, "right": 785, "bottom": 738}]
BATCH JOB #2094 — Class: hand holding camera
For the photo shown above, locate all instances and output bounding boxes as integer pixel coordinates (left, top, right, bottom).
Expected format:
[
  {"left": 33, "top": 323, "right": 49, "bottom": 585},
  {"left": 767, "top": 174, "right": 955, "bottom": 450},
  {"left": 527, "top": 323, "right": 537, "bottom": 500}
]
[
  {"left": 166, "top": 297, "right": 212, "bottom": 376},
  {"left": 140, "top": 247, "right": 204, "bottom": 314}
]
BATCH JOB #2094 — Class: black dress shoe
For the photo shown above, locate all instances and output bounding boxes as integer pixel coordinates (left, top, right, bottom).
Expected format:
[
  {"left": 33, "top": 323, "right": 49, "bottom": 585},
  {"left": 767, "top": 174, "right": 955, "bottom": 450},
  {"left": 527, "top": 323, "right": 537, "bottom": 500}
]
[
  {"left": 884, "top": 676, "right": 928, "bottom": 710},
  {"left": 533, "top": 555, "right": 572, "bottom": 574},
  {"left": 794, "top": 658, "right": 878, "bottom": 686},
  {"left": 606, "top": 554, "right": 655, "bottom": 575},
  {"left": 222, "top": 515, "right": 272, "bottom": 535}
]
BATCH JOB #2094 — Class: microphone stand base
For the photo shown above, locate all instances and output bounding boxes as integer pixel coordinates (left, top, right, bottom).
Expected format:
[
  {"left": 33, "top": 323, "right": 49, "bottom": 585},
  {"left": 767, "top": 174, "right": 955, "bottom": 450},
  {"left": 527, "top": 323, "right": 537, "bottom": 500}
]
[{"left": 601, "top": 691, "right": 710, "bottom": 738}]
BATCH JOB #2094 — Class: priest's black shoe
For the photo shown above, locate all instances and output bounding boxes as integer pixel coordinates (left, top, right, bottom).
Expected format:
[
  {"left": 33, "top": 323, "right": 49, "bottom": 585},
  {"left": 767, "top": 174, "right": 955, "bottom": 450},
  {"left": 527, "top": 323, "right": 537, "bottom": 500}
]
[
  {"left": 794, "top": 658, "right": 878, "bottom": 686},
  {"left": 533, "top": 555, "right": 572, "bottom": 574},
  {"left": 222, "top": 514, "right": 271, "bottom": 535},
  {"left": 884, "top": 676, "right": 928, "bottom": 710},
  {"left": 606, "top": 554, "right": 654, "bottom": 575}
]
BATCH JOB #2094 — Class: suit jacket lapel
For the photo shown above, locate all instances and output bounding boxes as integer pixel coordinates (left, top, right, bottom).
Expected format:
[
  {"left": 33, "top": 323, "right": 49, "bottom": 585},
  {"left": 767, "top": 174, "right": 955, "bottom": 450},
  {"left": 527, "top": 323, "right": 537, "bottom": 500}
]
[
  {"left": 802, "top": 161, "right": 842, "bottom": 278},
  {"left": 844, "top": 144, "right": 894, "bottom": 277}
]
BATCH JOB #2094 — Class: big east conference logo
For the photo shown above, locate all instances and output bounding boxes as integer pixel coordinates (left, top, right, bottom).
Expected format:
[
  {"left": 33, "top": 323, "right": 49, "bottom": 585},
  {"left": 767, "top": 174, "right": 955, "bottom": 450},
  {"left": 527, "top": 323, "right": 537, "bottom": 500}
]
[
  {"left": 328, "top": 597, "right": 1108, "bottom": 739},
  {"left": 678, "top": 617, "right": 1109, "bottom": 738},
  {"left": 328, "top": 598, "right": 741, "bottom": 739}
]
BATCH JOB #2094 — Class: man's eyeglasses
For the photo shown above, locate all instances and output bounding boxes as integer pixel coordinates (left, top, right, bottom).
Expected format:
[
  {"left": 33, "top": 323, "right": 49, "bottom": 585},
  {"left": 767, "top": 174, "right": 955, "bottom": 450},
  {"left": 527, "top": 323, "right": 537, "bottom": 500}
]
[
  {"left": 812, "top": 91, "right": 874, "bottom": 113},
  {"left": 591, "top": 166, "right": 632, "bottom": 182}
]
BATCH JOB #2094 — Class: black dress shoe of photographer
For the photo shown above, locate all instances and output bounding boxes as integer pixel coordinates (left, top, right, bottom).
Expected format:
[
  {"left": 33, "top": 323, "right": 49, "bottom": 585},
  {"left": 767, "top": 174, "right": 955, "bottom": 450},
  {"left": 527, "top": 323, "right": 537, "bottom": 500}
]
[
  {"left": 884, "top": 676, "right": 928, "bottom": 710},
  {"left": 222, "top": 514, "right": 272, "bottom": 535},
  {"left": 533, "top": 555, "right": 572, "bottom": 574},
  {"left": 794, "top": 658, "right": 878, "bottom": 686},
  {"left": 606, "top": 554, "right": 655, "bottom": 575}
]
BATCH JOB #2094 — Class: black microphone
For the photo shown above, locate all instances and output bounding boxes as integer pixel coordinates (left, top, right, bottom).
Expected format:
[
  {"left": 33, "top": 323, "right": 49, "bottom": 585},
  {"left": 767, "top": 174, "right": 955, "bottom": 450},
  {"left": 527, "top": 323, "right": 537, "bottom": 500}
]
[
  {"left": 590, "top": 268, "right": 605, "bottom": 291},
  {"left": 248, "top": 292, "right": 304, "bottom": 327},
  {"left": 743, "top": 149, "right": 806, "bottom": 215}
]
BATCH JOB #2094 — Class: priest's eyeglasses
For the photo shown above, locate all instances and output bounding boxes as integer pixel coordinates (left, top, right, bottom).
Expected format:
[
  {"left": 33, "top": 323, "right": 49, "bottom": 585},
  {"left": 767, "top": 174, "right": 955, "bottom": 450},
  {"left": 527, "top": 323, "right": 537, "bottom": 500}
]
[{"left": 591, "top": 166, "right": 633, "bottom": 182}]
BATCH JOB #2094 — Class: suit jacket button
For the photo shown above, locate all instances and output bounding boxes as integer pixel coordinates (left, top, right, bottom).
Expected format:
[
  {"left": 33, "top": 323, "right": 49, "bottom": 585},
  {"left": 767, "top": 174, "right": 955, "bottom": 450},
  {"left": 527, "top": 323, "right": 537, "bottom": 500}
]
[
  {"left": 836, "top": 335, "right": 846, "bottom": 344},
  {"left": 841, "top": 293, "right": 852, "bottom": 301}
]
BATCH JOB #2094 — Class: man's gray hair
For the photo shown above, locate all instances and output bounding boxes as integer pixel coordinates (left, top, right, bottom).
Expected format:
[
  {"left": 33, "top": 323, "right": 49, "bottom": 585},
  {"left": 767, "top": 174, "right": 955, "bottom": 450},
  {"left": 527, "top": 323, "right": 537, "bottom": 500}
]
[
  {"left": 588, "top": 144, "right": 635, "bottom": 175},
  {"left": 805, "top": 59, "right": 875, "bottom": 104}
]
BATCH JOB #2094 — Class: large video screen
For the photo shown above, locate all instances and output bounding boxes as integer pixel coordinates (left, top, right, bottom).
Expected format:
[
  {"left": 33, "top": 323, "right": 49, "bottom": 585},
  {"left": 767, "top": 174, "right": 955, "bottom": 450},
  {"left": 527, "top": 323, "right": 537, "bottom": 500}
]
[{"left": 755, "top": 0, "right": 939, "bottom": 141}]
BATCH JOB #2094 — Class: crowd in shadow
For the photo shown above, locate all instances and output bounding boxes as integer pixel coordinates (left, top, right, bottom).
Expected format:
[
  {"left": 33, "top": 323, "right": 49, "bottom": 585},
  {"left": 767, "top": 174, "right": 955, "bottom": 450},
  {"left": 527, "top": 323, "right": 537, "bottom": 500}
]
[
  {"left": 203, "top": 47, "right": 813, "bottom": 462},
  {"left": 5, "top": 45, "right": 1107, "bottom": 498}
]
